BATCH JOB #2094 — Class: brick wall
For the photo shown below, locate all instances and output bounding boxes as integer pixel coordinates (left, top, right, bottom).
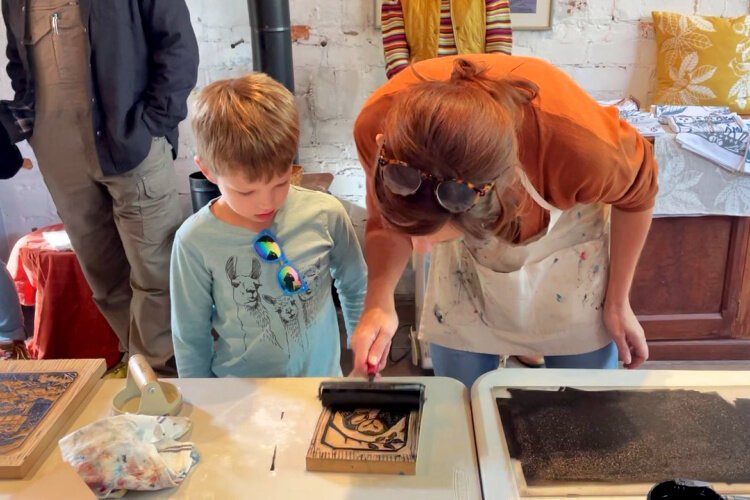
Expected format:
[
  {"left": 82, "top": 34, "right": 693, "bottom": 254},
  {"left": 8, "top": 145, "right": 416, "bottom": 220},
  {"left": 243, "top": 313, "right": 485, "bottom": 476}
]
[{"left": 0, "top": 0, "right": 748, "bottom": 260}]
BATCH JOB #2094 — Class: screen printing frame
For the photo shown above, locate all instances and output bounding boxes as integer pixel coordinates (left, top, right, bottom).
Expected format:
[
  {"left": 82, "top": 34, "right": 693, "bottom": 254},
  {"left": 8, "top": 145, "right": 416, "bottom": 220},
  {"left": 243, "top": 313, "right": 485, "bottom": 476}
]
[{"left": 471, "top": 368, "right": 750, "bottom": 500}]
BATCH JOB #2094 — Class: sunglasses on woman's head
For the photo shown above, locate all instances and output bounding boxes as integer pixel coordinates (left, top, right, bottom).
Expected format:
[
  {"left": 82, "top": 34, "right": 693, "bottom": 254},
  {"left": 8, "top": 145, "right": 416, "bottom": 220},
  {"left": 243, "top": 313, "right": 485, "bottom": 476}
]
[
  {"left": 252, "top": 230, "right": 309, "bottom": 295},
  {"left": 377, "top": 148, "right": 495, "bottom": 214}
]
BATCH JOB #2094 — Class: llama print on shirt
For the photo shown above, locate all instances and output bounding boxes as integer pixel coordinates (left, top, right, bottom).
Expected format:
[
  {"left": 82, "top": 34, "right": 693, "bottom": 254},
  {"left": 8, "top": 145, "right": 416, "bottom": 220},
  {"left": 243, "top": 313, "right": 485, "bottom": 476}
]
[
  {"left": 299, "top": 259, "right": 322, "bottom": 327},
  {"left": 225, "top": 255, "right": 279, "bottom": 350},
  {"left": 264, "top": 294, "right": 307, "bottom": 352}
]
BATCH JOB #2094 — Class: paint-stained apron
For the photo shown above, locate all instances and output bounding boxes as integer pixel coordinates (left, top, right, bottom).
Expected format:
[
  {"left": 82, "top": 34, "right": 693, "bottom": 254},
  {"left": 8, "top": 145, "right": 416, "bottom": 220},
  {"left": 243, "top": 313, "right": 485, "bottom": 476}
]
[{"left": 420, "top": 170, "right": 613, "bottom": 356}]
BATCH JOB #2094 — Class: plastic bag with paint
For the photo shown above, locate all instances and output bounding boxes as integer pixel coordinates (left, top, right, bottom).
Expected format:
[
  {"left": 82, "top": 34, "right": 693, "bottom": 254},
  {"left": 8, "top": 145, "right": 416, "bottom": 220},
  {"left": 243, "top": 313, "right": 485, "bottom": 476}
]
[{"left": 59, "top": 414, "right": 199, "bottom": 498}]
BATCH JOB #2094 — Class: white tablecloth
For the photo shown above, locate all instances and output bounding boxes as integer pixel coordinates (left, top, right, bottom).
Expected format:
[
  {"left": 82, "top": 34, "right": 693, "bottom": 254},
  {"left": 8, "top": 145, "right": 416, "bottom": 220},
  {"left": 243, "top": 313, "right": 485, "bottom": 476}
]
[{"left": 654, "top": 133, "right": 750, "bottom": 217}]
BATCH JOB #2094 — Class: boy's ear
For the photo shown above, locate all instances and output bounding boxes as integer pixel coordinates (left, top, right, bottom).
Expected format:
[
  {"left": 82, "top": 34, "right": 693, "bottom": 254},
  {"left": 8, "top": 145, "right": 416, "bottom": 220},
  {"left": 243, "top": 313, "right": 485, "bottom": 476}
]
[{"left": 195, "top": 156, "right": 218, "bottom": 184}]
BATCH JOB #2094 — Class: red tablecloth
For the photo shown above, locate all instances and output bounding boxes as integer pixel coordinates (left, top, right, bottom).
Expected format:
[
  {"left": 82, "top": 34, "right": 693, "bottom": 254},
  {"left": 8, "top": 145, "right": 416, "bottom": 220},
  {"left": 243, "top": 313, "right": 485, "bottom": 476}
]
[{"left": 7, "top": 224, "right": 122, "bottom": 367}]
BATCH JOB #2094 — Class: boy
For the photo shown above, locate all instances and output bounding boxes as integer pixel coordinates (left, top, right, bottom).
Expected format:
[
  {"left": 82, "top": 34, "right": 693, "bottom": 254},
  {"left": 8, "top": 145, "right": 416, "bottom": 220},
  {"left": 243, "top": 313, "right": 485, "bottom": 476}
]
[{"left": 171, "top": 73, "right": 367, "bottom": 377}]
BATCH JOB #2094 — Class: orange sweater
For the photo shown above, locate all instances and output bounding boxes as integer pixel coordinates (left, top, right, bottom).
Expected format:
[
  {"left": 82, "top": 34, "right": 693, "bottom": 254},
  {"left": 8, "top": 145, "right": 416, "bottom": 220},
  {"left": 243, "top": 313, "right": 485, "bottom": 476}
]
[{"left": 354, "top": 54, "right": 658, "bottom": 242}]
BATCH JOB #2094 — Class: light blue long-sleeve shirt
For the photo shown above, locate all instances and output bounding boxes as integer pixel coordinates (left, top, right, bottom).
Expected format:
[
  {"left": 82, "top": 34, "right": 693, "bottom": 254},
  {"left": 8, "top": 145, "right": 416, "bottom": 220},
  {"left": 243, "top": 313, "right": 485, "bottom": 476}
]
[{"left": 170, "top": 187, "right": 367, "bottom": 378}]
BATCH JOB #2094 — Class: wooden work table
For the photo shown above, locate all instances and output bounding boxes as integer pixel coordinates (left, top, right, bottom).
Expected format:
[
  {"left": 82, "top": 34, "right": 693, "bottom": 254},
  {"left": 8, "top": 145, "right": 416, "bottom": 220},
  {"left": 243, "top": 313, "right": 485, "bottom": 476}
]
[
  {"left": 0, "top": 376, "right": 481, "bottom": 499},
  {"left": 3, "top": 369, "right": 750, "bottom": 498},
  {"left": 472, "top": 368, "right": 750, "bottom": 500}
]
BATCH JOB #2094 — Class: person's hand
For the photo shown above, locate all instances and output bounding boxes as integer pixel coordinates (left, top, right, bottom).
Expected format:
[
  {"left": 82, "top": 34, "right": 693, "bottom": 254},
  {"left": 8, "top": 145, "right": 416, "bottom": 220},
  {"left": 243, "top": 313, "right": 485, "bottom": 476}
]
[
  {"left": 349, "top": 305, "right": 399, "bottom": 378},
  {"left": 21, "top": 158, "right": 33, "bottom": 170},
  {"left": 603, "top": 299, "right": 648, "bottom": 369}
]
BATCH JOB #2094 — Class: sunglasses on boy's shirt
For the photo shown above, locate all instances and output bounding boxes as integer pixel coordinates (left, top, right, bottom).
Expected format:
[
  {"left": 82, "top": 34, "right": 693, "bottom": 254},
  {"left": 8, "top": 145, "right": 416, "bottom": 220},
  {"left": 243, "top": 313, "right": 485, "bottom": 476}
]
[{"left": 252, "top": 229, "right": 308, "bottom": 295}]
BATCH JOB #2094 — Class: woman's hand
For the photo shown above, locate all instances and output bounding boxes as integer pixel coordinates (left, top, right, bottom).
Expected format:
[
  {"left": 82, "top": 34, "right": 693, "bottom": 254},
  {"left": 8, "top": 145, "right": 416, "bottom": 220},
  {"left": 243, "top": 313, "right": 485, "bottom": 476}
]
[
  {"left": 603, "top": 299, "right": 648, "bottom": 369},
  {"left": 349, "top": 305, "right": 399, "bottom": 378}
]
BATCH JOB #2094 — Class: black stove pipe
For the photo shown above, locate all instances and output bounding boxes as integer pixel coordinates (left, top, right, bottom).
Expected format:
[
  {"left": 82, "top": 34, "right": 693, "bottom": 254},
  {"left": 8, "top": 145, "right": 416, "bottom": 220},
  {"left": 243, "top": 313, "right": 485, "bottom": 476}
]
[{"left": 247, "top": 0, "right": 295, "bottom": 93}]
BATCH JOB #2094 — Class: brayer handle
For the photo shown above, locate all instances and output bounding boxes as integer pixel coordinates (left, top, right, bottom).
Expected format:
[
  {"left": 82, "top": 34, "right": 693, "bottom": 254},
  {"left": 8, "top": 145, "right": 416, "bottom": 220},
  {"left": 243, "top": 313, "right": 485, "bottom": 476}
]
[{"left": 128, "top": 354, "right": 159, "bottom": 392}]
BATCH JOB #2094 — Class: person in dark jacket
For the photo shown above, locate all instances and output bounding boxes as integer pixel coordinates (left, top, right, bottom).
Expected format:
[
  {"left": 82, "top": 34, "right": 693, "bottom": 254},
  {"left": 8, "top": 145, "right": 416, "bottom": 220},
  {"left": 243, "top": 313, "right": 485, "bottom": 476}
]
[
  {"left": 0, "top": 123, "right": 22, "bottom": 179},
  {"left": 0, "top": 121, "right": 30, "bottom": 359},
  {"left": 0, "top": 0, "right": 199, "bottom": 375}
]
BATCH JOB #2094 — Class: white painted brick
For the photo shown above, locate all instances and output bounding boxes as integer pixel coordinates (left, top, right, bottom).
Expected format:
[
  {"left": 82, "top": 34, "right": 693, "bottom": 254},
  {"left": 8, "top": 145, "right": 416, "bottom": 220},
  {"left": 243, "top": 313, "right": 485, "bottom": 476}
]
[
  {"left": 317, "top": 119, "right": 355, "bottom": 145},
  {"left": 613, "top": 0, "right": 648, "bottom": 22},
  {"left": 533, "top": 39, "right": 589, "bottom": 64},
  {"left": 593, "top": 21, "right": 640, "bottom": 44},
  {"left": 311, "top": 69, "right": 339, "bottom": 121},
  {"left": 296, "top": 95, "right": 315, "bottom": 145},
  {"left": 564, "top": 64, "right": 632, "bottom": 92},
  {"left": 328, "top": 167, "right": 366, "bottom": 201},
  {"left": 653, "top": 0, "right": 698, "bottom": 15},
  {"left": 341, "top": 0, "right": 372, "bottom": 32},
  {"left": 614, "top": 0, "right": 695, "bottom": 22},
  {"left": 307, "top": 144, "right": 353, "bottom": 161},
  {"left": 589, "top": 42, "right": 639, "bottom": 65},
  {"left": 195, "top": 1, "right": 248, "bottom": 29},
  {"left": 512, "top": 45, "right": 536, "bottom": 56},
  {"left": 297, "top": 145, "right": 319, "bottom": 164},
  {"left": 552, "top": 0, "right": 588, "bottom": 22},
  {"left": 724, "top": 0, "right": 749, "bottom": 15},
  {"left": 697, "top": 0, "right": 729, "bottom": 16},
  {"left": 292, "top": 44, "right": 327, "bottom": 70},
  {"left": 586, "top": 0, "right": 617, "bottom": 21},
  {"left": 290, "top": 0, "right": 339, "bottom": 29},
  {"left": 552, "top": 0, "right": 615, "bottom": 22},
  {"left": 589, "top": 24, "right": 654, "bottom": 65},
  {"left": 313, "top": 67, "right": 373, "bottom": 121},
  {"left": 549, "top": 21, "right": 596, "bottom": 44},
  {"left": 324, "top": 42, "right": 375, "bottom": 69}
]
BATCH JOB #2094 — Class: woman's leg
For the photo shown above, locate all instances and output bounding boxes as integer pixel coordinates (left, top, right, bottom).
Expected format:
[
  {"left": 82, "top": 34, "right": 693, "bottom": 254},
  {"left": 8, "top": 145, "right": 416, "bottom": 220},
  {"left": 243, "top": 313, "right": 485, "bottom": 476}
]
[
  {"left": 430, "top": 343, "right": 502, "bottom": 388},
  {"left": 544, "top": 342, "right": 618, "bottom": 369}
]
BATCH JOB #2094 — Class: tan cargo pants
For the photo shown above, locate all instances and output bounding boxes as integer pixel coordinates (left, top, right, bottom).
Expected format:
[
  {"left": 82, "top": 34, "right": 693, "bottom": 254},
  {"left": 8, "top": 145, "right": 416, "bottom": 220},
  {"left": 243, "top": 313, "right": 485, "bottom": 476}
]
[{"left": 28, "top": 0, "right": 182, "bottom": 374}]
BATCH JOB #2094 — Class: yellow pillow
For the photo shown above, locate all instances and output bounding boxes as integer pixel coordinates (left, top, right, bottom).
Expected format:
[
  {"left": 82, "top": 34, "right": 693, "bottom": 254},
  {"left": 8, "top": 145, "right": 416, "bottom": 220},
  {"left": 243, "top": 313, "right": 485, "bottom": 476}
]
[{"left": 653, "top": 11, "right": 750, "bottom": 112}]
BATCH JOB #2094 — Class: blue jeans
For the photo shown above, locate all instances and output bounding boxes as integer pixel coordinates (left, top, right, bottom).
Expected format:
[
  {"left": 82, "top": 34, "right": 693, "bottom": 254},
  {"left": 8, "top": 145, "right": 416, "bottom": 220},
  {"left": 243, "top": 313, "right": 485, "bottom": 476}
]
[
  {"left": 430, "top": 342, "right": 619, "bottom": 389},
  {"left": 0, "top": 263, "right": 25, "bottom": 342}
]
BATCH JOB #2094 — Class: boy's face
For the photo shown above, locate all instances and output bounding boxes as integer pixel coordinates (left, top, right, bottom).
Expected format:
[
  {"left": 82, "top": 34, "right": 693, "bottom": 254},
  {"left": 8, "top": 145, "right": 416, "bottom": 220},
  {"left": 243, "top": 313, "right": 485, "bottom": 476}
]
[{"left": 199, "top": 158, "right": 293, "bottom": 226}]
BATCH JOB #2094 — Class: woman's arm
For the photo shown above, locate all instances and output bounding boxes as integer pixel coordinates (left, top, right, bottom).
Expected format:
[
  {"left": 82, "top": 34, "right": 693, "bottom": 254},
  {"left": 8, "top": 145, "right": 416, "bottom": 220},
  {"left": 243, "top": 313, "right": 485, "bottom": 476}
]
[
  {"left": 604, "top": 206, "right": 653, "bottom": 369},
  {"left": 350, "top": 120, "right": 412, "bottom": 377},
  {"left": 348, "top": 227, "right": 412, "bottom": 377},
  {"left": 327, "top": 200, "right": 368, "bottom": 344}
]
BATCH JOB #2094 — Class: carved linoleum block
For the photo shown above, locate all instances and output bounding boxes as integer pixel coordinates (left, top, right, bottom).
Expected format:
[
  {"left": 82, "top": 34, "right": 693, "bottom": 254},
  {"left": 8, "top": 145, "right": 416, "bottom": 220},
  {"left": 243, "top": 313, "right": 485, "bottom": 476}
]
[{"left": 306, "top": 406, "right": 422, "bottom": 475}]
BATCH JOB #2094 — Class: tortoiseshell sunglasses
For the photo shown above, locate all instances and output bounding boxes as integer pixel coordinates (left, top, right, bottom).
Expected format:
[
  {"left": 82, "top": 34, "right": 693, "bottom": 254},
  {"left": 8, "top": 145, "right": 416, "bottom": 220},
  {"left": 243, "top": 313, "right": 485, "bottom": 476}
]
[{"left": 377, "top": 147, "right": 495, "bottom": 214}]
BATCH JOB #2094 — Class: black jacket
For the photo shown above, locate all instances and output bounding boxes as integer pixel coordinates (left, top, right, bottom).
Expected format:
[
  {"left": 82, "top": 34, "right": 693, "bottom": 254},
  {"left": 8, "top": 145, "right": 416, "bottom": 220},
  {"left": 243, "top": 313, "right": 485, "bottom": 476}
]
[
  {"left": 0, "top": 121, "right": 21, "bottom": 179},
  {"left": 0, "top": 0, "right": 199, "bottom": 175}
]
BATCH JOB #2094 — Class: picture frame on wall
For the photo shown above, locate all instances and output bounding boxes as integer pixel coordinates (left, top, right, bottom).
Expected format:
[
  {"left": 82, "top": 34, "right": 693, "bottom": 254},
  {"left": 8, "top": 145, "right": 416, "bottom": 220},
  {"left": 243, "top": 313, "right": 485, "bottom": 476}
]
[{"left": 509, "top": 0, "right": 553, "bottom": 30}]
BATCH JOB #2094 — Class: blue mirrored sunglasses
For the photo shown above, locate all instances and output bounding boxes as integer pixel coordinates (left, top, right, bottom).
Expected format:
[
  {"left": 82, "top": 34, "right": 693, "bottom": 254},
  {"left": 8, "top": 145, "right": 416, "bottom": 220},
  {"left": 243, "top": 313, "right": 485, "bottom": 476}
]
[{"left": 252, "top": 229, "right": 309, "bottom": 296}]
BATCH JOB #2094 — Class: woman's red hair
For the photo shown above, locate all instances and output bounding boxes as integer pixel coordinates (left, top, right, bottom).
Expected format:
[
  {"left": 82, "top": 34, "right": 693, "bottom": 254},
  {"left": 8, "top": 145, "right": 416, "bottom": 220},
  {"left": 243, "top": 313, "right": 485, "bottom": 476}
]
[{"left": 375, "top": 58, "right": 539, "bottom": 240}]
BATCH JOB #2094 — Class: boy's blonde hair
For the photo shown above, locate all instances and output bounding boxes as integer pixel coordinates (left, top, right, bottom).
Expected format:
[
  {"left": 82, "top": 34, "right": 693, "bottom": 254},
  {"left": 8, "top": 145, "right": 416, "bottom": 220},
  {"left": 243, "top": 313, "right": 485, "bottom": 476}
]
[{"left": 192, "top": 72, "right": 299, "bottom": 181}]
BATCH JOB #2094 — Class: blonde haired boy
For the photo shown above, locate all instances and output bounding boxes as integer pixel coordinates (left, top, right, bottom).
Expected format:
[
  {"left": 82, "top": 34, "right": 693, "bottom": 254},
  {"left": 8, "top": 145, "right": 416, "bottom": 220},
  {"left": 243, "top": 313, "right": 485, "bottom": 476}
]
[{"left": 171, "top": 73, "right": 366, "bottom": 377}]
